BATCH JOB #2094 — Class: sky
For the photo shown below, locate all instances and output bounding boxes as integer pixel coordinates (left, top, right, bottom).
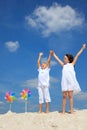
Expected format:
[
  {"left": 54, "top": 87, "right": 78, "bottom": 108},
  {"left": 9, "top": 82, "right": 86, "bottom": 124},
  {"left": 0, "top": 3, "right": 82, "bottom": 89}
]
[{"left": 0, "top": 0, "right": 87, "bottom": 114}]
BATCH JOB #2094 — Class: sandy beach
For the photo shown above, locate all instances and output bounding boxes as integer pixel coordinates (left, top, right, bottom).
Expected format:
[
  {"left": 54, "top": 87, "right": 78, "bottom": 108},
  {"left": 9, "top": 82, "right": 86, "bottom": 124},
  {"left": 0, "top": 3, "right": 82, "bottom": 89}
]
[{"left": 0, "top": 109, "right": 87, "bottom": 130}]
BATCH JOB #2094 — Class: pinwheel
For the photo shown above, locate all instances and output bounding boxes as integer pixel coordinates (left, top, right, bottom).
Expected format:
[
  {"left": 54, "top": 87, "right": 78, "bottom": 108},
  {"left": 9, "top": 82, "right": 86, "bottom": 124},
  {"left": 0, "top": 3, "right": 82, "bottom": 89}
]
[
  {"left": 5, "top": 91, "right": 16, "bottom": 111},
  {"left": 21, "top": 89, "right": 31, "bottom": 112}
]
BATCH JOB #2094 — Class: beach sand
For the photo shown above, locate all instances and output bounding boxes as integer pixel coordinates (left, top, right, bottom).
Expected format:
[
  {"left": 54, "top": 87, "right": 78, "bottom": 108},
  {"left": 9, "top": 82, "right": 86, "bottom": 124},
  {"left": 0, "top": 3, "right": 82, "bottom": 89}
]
[{"left": 0, "top": 109, "right": 87, "bottom": 130}]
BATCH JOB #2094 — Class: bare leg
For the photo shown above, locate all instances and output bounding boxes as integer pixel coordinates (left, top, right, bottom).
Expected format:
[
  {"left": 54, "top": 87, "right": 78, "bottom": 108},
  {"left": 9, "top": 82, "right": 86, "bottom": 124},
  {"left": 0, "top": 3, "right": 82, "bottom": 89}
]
[
  {"left": 38, "top": 103, "right": 43, "bottom": 113},
  {"left": 68, "top": 91, "right": 74, "bottom": 113},
  {"left": 46, "top": 102, "right": 49, "bottom": 113},
  {"left": 44, "top": 87, "right": 51, "bottom": 113},
  {"left": 62, "top": 91, "right": 67, "bottom": 114},
  {"left": 38, "top": 87, "right": 43, "bottom": 113}
]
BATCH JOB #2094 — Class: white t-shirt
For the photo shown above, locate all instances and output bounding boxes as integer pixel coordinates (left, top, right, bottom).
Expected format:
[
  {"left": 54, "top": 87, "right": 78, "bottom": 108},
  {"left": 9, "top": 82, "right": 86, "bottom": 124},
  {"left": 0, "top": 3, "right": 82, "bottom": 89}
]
[{"left": 38, "top": 67, "right": 50, "bottom": 87}]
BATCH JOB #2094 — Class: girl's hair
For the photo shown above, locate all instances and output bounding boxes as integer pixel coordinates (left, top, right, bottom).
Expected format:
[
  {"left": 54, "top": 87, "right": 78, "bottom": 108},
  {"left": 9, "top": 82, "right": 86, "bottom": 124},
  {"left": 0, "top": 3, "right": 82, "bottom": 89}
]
[{"left": 66, "top": 54, "right": 74, "bottom": 63}]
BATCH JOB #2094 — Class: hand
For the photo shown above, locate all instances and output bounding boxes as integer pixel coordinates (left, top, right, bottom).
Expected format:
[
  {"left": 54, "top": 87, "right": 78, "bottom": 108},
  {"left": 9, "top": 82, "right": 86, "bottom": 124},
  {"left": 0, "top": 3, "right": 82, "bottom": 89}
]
[
  {"left": 82, "top": 44, "right": 86, "bottom": 50},
  {"left": 50, "top": 50, "right": 54, "bottom": 56},
  {"left": 39, "top": 52, "right": 43, "bottom": 57}
]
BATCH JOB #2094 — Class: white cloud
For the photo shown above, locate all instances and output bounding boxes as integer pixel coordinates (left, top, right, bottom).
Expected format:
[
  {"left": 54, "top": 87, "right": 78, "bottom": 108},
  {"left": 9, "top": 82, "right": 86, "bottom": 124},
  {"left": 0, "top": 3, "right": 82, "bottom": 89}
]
[
  {"left": 22, "top": 78, "right": 38, "bottom": 88},
  {"left": 41, "top": 57, "right": 57, "bottom": 67},
  {"left": 50, "top": 76, "right": 59, "bottom": 83},
  {"left": 22, "top": 76, "right": 59, "bottom": 88},
  {"left": 5, "top": 41, "right": 20, "bottom": 52},
  {"left": 74, "top": 92, "right": 87, "bottom": 101},
  {"left": 0, "top": 101, "right": 4, "bottom": 105},
  {"left": 50, "top": 60, "right": 57, "bottom": 67},
  {"left": 25, "top": 3, "right": 84, "bottom": 37},
  {"left": 41, "top": 57, "right": 48, "bottom": 63}
]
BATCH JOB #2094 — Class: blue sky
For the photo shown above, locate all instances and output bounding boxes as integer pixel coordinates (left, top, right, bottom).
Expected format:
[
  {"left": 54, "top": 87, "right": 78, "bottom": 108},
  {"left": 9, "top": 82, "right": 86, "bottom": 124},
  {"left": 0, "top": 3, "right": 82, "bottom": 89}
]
[{"left": 0, "top": 0, "right": 87, "bottom": 113}]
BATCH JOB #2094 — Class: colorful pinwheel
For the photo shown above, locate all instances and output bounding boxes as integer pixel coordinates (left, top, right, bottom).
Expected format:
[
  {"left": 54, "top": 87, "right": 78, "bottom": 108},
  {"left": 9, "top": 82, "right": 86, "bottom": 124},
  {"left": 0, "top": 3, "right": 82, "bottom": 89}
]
[
  {"left": 5, "top": 91, "right": 16, "bottom": 111},
  {"left": 21, "top": 89, "right": 31, "bottom": 100},
  {"left": 21, "top": 89, "right": 31, "bottom": 112}
]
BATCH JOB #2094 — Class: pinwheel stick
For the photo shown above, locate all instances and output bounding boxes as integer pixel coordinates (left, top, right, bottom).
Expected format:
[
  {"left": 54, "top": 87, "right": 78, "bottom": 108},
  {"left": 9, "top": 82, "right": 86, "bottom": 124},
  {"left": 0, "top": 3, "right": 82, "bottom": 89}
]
[
  {"left": 9, "top": 103, "right": 12, "bottom": 111},
  {"left": 25, "top": 100, "right": 28, "bottom": 113}
]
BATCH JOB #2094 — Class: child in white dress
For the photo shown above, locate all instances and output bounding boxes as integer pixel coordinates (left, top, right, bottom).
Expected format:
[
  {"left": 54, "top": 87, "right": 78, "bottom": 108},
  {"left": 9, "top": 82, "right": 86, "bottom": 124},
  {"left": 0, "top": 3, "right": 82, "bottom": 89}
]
[
  {"left": 53, "top": 44, "right": 86, "bottom": 114},
  {"left": 61, "top": 62, "right": 81, "bottom": 93},
  {"left": 37, "top": 51, "right": 53, "bottom": 113}
]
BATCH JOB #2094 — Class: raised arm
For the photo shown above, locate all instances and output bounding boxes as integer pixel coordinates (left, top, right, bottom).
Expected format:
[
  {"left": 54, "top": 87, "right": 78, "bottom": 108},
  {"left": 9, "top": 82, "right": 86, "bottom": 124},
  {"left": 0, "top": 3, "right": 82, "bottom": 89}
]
[
  {"left": 72, "top": 44, "right": 86, "bottom": 66},
  {"left": 38, "top": 52, "right": 43, "bottom": 68},
  {"left": 53, "top": 52, "right": 64, "bottom": 67},
  {"left": 47, "top": 51, "right": 53, "bottom": 68}
]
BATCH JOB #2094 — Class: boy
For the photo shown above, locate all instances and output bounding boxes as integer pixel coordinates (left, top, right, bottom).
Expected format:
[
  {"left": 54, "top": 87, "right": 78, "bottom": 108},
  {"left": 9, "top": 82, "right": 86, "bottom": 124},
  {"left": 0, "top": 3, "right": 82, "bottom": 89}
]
[{"left": 37, "top": 51, "right": 53, "bottom": 113}]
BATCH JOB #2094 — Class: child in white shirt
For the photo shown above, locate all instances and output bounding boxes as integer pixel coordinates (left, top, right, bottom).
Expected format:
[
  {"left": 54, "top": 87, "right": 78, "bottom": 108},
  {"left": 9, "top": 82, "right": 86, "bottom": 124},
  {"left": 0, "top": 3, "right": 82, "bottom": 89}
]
[{"left": 37, "top": 51, "right": 53, "bottom": 113}]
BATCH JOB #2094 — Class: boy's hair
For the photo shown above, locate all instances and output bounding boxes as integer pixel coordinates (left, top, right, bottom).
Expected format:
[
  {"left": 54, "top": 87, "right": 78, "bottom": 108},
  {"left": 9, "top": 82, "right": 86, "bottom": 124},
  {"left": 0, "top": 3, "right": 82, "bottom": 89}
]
[{"left": 66, "top": 54, "right": 74, "bottom": 63}]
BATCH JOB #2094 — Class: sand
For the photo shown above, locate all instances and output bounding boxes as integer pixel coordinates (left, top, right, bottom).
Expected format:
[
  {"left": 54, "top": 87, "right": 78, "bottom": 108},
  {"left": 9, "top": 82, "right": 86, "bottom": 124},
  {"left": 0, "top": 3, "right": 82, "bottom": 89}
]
[{"left": 0, "top": 110, "right": 87, "bottom": 130}]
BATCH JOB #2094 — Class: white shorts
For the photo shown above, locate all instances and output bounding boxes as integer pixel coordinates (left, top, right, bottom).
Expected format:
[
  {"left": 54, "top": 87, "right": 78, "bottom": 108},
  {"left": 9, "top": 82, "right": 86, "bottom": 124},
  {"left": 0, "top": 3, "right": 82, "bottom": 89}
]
[{"left": 38, "top": 86, "right": 51, "bottom": 104}]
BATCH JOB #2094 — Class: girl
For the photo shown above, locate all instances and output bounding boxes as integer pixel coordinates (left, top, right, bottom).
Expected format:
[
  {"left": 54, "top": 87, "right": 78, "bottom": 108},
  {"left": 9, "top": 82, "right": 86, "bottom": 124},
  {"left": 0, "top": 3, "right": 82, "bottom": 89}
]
[{"left": 53, "top": 44, "right": 86, "bottom": 114}]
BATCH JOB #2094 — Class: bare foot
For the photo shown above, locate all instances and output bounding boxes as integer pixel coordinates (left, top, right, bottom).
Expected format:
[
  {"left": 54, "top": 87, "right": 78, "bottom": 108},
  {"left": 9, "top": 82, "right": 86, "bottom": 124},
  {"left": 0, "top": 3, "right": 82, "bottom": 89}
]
[
  {"left": 69, "top": 111, "right": 75, "bottom": 114},
  {"left": 38, "top": 111, "right": 42, "bottom": 114},
  {"left": 60, "top": 111, "right": 65, "bottom": 114},
  {"left": 45, "top": 111, "right": 50, "bottom": 113}
]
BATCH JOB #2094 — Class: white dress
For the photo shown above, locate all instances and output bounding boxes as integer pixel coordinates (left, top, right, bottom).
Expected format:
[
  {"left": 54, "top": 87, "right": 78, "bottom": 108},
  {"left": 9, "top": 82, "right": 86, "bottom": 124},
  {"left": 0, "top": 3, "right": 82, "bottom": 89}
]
[{"left": 61, "top": 63, "right": 81, "bottom": 94}]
